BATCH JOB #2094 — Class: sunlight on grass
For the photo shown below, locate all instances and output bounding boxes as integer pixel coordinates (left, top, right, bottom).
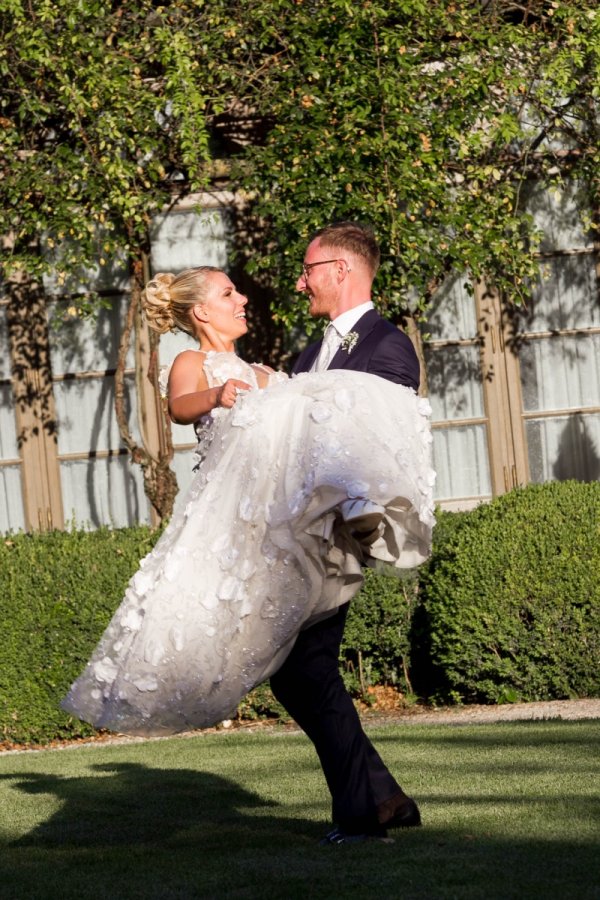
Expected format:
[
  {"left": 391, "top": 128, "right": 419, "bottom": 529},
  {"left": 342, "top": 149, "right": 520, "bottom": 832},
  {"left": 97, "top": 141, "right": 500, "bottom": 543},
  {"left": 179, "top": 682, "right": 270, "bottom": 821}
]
[{"left": 0, "top": 721, "right": 598, "bottom": 899}]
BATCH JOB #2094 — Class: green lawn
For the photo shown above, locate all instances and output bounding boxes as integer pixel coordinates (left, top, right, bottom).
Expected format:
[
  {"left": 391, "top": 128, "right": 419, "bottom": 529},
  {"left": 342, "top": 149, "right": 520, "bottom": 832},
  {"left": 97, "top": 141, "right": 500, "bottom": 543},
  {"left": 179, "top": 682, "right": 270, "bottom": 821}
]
[{"left": 0, "top": 720, "right": 599, "bottom": 899}]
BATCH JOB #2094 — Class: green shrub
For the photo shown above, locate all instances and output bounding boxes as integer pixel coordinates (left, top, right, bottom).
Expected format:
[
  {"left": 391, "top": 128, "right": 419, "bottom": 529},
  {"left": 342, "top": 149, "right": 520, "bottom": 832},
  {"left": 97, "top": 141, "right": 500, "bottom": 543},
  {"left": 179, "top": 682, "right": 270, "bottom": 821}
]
[
  {"left": 3, "top": 481, "right": 599, "bottom": 745},
  {"left": 0, "top": 527, "right": 160, "bottom": 745},
  {"left": 341, "top": 566, "right": 419, "bottom": 696},
  {"left": 413, "top": 481, "right": 600, "bottom": 704}
]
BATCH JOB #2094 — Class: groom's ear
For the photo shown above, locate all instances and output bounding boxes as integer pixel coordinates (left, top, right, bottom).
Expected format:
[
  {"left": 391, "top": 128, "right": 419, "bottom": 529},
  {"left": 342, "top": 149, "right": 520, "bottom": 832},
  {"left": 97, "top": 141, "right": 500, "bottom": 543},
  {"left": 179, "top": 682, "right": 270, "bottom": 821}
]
[{"left": 192, "top": 303, "right": 210, "bottom": 323}]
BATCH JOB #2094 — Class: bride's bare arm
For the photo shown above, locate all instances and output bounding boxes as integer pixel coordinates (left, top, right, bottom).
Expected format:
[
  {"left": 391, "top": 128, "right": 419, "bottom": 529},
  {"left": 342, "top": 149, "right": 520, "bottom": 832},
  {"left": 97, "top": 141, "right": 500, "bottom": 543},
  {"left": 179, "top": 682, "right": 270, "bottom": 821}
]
[{"left": 168, "top": 351, "right": 251, "bottom": 424}]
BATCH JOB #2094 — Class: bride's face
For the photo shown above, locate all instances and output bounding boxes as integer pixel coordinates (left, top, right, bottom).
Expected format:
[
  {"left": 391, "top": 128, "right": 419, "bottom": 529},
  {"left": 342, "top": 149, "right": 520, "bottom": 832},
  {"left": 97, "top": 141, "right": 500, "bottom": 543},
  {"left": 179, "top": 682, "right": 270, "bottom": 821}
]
[{"left": 198, "top": 272, "right": 248, "bottom": 341}]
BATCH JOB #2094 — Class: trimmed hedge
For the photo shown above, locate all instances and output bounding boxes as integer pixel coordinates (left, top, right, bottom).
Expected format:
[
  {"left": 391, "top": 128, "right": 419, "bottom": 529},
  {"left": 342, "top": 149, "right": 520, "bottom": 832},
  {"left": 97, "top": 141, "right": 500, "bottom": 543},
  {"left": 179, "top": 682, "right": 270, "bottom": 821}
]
[
  {"left": 413, "top": 480, "right": 600, "bottom": 704},
  {"left": 1, "top": 480, "right": 599, "bottom": 744},
  {"left": 0, "top": 527, "right": 160, "bottom": 745}
]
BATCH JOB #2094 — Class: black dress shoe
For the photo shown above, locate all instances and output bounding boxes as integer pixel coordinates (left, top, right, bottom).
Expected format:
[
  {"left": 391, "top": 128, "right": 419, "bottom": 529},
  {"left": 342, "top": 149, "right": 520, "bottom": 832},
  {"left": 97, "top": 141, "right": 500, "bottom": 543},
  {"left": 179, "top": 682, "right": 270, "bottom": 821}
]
[
  {"left": 319, "top": 826, "right": 389, "bottom": 846},
  {"left": 382, "top": 796, "right": 422, "bottom": 829}
]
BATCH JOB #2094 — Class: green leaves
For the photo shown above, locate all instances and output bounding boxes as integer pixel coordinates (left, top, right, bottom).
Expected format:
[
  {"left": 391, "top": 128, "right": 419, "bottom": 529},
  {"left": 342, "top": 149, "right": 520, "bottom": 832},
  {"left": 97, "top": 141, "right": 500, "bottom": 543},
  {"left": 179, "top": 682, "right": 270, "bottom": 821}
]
[
  {"left": 0, "top": 0, "right": 216, "bottom": 281},
  {"left": 1, "top": 0, "right": 597, "bottom": 333},
  {"left": 213, "top": 0, "right": 599, "bottom": 327}
]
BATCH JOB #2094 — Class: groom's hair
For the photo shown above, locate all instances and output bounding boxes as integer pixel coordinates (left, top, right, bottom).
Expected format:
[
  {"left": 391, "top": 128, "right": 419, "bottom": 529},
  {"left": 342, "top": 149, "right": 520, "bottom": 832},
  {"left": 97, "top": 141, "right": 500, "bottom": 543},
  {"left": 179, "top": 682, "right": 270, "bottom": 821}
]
[{"left": 312, "top": 221, "right": 380, "bottom": 278}]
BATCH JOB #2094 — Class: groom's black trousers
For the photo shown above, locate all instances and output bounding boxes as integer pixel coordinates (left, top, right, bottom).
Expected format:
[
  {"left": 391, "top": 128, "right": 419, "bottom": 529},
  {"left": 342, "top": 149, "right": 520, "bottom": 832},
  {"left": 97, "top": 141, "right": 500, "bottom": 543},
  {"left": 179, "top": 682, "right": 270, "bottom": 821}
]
[{"left": 270, "top": 602, "right": 402, "bottom": 834}]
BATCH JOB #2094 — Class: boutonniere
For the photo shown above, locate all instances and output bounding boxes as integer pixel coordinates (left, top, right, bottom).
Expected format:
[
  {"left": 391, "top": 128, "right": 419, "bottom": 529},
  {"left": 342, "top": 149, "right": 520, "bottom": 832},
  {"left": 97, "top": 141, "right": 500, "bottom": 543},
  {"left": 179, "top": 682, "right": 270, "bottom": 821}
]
[{"left": 340, "top": 331, "right": 359, "bottom": 353}]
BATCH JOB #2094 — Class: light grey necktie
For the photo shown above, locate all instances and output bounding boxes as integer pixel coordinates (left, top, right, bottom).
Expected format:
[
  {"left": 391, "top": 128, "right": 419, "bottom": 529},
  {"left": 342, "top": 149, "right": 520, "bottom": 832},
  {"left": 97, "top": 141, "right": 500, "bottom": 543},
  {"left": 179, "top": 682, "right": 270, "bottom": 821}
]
[{"left": 312, "top": 323, "right": 340, "bottom": 372}]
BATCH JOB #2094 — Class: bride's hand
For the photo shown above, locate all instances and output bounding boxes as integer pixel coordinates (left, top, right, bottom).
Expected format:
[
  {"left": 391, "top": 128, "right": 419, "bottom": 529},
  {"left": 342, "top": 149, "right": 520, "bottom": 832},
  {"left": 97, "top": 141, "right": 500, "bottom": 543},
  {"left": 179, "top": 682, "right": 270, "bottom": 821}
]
[{"left": 217, "top": 379, "right": 252, "bottom": 409}]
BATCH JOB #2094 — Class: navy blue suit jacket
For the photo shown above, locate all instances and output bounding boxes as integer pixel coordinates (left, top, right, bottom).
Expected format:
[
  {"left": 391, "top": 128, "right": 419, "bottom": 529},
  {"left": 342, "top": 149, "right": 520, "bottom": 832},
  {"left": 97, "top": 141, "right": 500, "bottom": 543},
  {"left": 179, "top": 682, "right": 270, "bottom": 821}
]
[{"left": 292, "top": 309, "right": 420, "bottom": 391}]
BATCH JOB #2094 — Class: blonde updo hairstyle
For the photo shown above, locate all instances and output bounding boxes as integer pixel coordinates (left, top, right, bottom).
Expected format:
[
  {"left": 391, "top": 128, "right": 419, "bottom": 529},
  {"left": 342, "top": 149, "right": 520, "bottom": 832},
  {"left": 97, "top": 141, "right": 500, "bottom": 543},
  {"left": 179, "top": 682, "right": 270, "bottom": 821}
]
[{"left": 142, "top": 266, "right": 222, "bottom": 336}]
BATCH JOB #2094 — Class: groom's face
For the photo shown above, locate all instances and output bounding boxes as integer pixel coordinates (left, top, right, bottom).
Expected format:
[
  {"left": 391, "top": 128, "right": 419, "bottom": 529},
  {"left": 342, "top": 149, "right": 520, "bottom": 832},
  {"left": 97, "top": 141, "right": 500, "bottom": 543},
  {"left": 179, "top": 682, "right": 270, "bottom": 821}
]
[{"left": 297, "top": 238, "right": 340, "bottom": 319}]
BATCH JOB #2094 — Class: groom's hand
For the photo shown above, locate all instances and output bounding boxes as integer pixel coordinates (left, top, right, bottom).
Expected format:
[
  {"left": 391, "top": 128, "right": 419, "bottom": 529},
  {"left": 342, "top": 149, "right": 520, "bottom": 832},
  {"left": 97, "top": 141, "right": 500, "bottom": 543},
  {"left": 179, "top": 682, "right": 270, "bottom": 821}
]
[{"left": 217, "top": 379, "right": 252, "bottom": 408}]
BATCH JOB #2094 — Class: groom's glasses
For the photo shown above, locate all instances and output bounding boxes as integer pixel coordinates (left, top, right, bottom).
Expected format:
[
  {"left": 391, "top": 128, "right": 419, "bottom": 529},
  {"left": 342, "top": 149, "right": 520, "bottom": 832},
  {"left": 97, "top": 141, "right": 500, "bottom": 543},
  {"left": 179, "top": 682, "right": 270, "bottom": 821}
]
[{"left": 301, "top": 259, "right": 350, "bottom": 278}]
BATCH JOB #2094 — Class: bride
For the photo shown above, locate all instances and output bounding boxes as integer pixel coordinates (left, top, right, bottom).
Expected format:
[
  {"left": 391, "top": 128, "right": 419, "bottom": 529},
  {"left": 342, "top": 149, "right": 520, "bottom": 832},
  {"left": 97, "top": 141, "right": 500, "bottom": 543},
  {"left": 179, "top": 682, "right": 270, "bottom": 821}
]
[{"left": 62, "top": 266, "right": 435, "bottom": 736}]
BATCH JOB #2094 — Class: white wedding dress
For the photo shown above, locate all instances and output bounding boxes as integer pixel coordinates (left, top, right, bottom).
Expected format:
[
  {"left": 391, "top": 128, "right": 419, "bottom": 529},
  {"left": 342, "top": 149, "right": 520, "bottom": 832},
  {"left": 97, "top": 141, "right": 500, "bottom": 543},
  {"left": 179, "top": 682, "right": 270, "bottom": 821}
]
[{"left": 62, "top": 352, "right": 436, "bottom": 736}]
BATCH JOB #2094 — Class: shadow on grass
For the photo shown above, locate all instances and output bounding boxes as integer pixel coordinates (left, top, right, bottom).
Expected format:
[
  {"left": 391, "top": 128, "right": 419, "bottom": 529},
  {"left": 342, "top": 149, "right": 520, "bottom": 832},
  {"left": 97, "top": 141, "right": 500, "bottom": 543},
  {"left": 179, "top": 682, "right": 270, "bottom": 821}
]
[
  {"left": 0, "top": 761, "right": 327, "bottom": 898},
  {"left": 3, "top": 761, "right": 309, "bottom": 849}
]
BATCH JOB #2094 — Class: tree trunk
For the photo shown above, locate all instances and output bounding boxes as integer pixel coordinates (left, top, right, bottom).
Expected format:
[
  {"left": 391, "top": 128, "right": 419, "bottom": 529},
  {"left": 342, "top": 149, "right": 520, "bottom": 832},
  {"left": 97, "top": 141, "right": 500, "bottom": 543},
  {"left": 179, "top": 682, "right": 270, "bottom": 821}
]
[
  {"left": 114, "top": 256, "right": 178, "bottom": 522},
  {"left": 401, "top": 311, "right": 428, "bottom": 397}
]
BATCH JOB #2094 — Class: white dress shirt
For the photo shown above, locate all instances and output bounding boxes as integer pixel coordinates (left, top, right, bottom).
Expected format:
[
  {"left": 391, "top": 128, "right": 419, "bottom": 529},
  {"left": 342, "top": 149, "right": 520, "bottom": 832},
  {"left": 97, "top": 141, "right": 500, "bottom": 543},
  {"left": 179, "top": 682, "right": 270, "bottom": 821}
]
[
  {"left": 310, "top": 301, "right": 374, "bottom": 372},
  {"left": 331, "top": 301, "right": 374, "bottom": 337}
]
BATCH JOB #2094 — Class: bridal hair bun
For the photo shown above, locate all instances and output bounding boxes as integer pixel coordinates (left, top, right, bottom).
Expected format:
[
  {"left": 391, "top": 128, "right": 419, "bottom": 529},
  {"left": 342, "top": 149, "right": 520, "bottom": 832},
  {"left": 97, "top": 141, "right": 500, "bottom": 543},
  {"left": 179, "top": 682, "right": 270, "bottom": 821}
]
[
  {"left": 142, "top": 266, "right": 223, "bottom": 336},
  {"left": 142, "top": 273, "right": 178, "bottom": 334}
]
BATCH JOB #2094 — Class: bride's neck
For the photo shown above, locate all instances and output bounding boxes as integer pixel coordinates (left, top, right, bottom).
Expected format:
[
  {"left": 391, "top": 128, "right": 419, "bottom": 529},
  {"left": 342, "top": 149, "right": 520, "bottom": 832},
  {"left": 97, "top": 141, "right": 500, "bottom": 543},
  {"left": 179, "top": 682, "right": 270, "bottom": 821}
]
[{"left": 199, "top": 339, "right": 235, "bottom": 354}]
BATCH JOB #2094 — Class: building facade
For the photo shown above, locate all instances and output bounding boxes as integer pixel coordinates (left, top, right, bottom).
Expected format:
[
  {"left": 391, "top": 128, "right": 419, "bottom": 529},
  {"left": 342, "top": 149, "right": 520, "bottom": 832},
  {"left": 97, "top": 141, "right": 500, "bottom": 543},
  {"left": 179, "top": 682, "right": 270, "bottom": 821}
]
[{"left": 0, "top": 187, "right": 598, "bottom": 534}]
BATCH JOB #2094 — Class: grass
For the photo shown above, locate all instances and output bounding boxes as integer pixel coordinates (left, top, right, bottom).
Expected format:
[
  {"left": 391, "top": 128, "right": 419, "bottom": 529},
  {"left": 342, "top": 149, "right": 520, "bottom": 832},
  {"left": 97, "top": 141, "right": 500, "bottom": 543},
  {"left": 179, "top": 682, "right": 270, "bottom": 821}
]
[{"left": 0, "top": 720, "right": 598, "bottom": 899}]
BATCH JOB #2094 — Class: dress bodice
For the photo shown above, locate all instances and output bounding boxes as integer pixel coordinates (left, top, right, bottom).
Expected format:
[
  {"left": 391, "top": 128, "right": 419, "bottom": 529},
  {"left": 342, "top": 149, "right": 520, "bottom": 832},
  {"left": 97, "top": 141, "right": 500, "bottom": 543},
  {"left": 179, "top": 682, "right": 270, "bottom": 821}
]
[
  {"left": 194, "top": 352, "right": 288, "bottom": 467},
  {"left": 158, "top": 351, "right": 287, "bottom": 397},
  {"left": 202, "top": 351, "right": 260, "bottom": 389}
]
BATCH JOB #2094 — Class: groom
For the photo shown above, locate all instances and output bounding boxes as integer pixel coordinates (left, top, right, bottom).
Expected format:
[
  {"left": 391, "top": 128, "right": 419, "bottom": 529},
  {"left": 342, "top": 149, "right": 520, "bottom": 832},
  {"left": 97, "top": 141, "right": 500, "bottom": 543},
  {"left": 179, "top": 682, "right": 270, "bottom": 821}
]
[{"left": 270, "top": 221, "right": 422, "bottom": 845}]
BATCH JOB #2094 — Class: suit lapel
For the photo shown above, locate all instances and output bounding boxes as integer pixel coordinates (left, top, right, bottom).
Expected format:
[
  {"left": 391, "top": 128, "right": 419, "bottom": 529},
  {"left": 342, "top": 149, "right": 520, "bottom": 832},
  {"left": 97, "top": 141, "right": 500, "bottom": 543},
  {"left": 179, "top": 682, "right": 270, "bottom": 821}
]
[{"left": 328, "top": 309, "right": 380, "bottom": 369}]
